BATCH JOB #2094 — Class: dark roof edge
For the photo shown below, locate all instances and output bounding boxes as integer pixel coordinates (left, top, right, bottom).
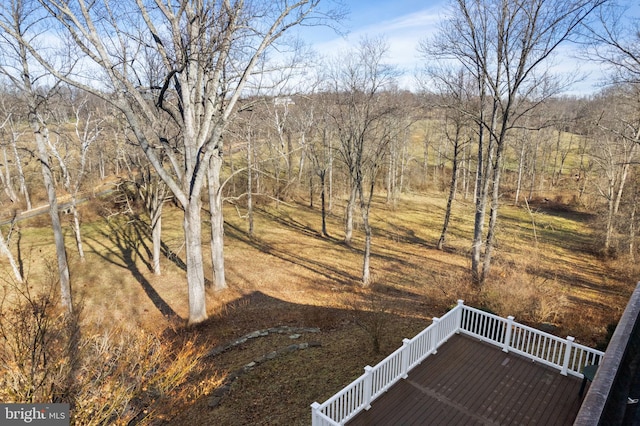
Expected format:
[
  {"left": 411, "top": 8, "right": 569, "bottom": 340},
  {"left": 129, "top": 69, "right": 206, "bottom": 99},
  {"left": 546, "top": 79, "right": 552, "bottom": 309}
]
[{"left": 574, "top": 282, "right": 640, "bottom": 425}]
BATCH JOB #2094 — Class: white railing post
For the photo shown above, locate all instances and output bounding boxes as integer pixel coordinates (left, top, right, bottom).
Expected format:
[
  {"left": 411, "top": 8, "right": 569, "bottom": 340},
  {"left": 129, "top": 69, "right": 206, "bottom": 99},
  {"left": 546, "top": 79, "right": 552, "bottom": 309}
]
[
  {"left": 561, "top": 336, "right": 575, "bottom": 376},
  {"left": 363, "top": 365, "right": 373, "bottom": 409},
  {"left": 431, "top": 317, "right": 440, "bottom": 354},
  {"left": 502, "top": 315, "right": 514, "bottom": 353},
  {"left": 310, "top": 402, "right": 321, "bottom": 426},
  {"left": 455, "top": 300, "right": 464, "bottom": 333},
  {"left": 401, "top": 338, "right": 411, "bottom": 378}
]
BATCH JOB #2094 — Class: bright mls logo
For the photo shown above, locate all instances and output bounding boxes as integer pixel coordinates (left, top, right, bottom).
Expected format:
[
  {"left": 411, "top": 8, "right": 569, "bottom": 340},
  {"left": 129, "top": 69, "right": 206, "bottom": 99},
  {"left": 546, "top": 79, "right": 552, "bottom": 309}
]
[{"left": 1, "top": 404, "right": 69, "bottom": 425}]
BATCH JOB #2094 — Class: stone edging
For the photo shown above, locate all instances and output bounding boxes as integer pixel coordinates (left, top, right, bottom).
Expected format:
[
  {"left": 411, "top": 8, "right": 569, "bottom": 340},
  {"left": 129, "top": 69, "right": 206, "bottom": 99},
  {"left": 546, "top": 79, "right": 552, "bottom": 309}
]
[
  {"left": 205, "top": 326, "right": 320, "bottom": 358},
  {"left": 206, "top": 326, "right": 322, "bottom": 409}
]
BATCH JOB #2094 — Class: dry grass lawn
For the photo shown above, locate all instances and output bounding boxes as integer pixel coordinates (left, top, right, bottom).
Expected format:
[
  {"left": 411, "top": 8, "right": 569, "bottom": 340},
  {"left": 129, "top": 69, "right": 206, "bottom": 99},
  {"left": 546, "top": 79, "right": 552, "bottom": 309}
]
[{"left": 0, "top": 190, "right": 635, "bottom": 424}]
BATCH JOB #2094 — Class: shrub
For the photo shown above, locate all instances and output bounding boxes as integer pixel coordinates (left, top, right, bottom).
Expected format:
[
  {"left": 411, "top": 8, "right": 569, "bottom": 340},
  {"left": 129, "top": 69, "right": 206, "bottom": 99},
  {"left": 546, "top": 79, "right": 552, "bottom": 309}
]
[{"left": 0, "top": 279, "right": 204, "bottom": 425}]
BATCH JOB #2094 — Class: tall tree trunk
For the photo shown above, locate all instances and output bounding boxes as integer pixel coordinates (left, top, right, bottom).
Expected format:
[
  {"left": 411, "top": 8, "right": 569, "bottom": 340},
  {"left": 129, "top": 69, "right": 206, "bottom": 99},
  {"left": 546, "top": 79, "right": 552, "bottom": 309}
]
[
  {"left": 438, "top": 143, "right": 460, "bottom": 250},
  {"left": 287, "top": 130, "right": 294, "bottom": 184},
  {"left": 464, "top": 142, "right": 472, "bottom": 201},
  {"left": 151, "top": 203, "right": 162, "bottom": 275},
  {"left": 386, "top": 151, "right": 393, "bottom": 203},
  {"left": 344, "top": 185, "right": 357, "bottom": 245},
  {"left": 1, "top": 145, "right": 18, "bottom": 203},
  {"left": 552, "top": 129, "right": 562, "bottom": 186},
  {"left": 328, "top": 137, "right": 333, "bottom": 214},
  {"left": 320, "top": 170, "right": 327, "bottom": 237},
  {"left": 208, "top": 153, "right": 227, "bottom": 291},
  {"left": 0, "top": 227, "right": 22, "bottom": 283},
  {"left": 630, "top": 196, "right": 636, "bottom": 260},
  {"left": 361, "top": 206, "right": 372, "bottom": 286},
  {"left": 11, "top": 134, "right": 31, "bottom": 210},
  {"left": 360, "top": 173, "right": 378, "bottom": 286},
  {"left": 98, "top": 148, "right": 106, "bottom": 180},
  {"left": 399, "top": 133, "right": 408, "bottom": 195},
  {"left": 528, "top": 138, "right": 539, "bottom": 201},
  {"left": 70, "top": 202, "right": 85, "bottom": 261},
  {"left": 423, "top": 131, "right": 430, "bottom": 187},
  {"left": 482, "top": 143, "right": 505, "bottom": 281},
  {"left": 471, "top": 123, "right": 492, "bottom": 283},
  {"left": 33, "top": 119, "right": 72, "bottom": 313},
  {"left": 298, "top": 133, "right": 306, "bottom": 184},
  {"left": 183, "top": 196, "right": 207, "bottom": 324},
  {"left": 514, "top": 138, "right": 526, "bottom": 206},
  {"left": 48, "top": 135, "right": 86, "bottom": 261},
  {"left": 613, "top": 144, "right": 636, "bottom": 215},
  {"left": 229, "top": 140, "right": 236, "bottom": 195},
  {"left": 471, "top": 94, "right": 499, "bottom": 285},
  {"left": 247, "top": 134, "right": 254, "bottom": 237},
  {"left": 604, "top": 187, "right": 615, "bottom": 252}
]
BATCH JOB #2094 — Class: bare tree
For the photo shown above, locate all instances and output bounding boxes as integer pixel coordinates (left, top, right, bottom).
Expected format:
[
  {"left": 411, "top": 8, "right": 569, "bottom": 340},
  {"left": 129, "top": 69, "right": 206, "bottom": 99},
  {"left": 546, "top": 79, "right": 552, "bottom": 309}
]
[
  {"left": 0, "top": 220, "right": 22, "bottom": 283},
  {"left": 230, "top": 106, "right": 261, "bottom": 236},
  {"left": 4, "top": 115, "right": 32, "bottom": 211},
  {"left": 306, "top": 93, "right": 333, "bottom": 236},
  {"left": 22, "top": 0, "right": 340, "bottom": 324},
  {"left": 47, "top": 95, "right": 102, "bottom": 261},
  {"left": 327, "top": 37, "right": 400, "bottom": 285},
  {"left": 592, "top": 132, "right": 636, "bottom": 251},
  {"left": 438, "top": 106, "right": 471, "bottom": 250},
  {"left": 586, "top": 3, "right": 640, "bottom": 85},
  {"left": 268, "top": 96, "right": 295, "bottom": 206},
  {"left": 589, "top": 85, "right": 640, "bottom": 253},
  {"left": 0, "top": 112, "right": 19, "bottom": 205},
  {"left": 385, "top": 104, "right": 415, "bottom": 207},
  {"left": 0, "top": 0, "right": 72, "bottom": 312},
  {"left": 583, "top": 4, "right": 640, "bottom": 254},
  {"left": 513, "top": 127, "right": 530, "bottom": 206},
  {"left": 421, "top": 0, "right": 605, "bottom": 284},
  {"left": 122, "top": 149, "right": 170, "bottom": 276},
  {"left": 420, "top": 68, "right": 474, "bottom": 250}
]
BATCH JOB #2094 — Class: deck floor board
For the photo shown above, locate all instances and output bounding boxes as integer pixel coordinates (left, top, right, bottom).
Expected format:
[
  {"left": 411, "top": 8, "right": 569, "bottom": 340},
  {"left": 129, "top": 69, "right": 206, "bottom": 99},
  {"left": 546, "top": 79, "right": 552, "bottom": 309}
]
[{"left": 347, "top": 334, "right": 583, "bottom": 426}]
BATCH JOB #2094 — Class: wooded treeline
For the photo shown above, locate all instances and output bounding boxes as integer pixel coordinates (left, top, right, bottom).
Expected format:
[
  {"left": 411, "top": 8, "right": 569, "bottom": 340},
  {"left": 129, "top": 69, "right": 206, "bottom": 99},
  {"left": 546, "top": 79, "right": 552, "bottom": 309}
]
[{"left": 0, "top": 0, "right": 638, "bottom": 325}]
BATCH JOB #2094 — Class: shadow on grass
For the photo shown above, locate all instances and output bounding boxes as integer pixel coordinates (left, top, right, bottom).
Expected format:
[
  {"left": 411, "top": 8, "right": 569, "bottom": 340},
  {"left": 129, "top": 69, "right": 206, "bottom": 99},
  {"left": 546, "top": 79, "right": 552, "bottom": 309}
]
[
  {"left": 256, "top": 206, "right": 330, "bottom": 240},
  {"left": 167, "top": 291, "right": 446, "bottom": 425},
  {"left": 224, "top": 221, "right": 360, "bottom": 287},
  {"left": 222, "top": 203, "right": 463, "bottom": 295},
  {"left": 86, "top": 217, "right": 181, "bottom": 321},
  {"left": 252, "top": 205, "right": 418, "bottom": 265}
]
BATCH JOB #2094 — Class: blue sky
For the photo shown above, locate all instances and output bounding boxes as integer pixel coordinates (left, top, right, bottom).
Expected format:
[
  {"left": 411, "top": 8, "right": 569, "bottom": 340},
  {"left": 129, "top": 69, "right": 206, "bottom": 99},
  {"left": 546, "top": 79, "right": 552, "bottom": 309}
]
[
  {"left": 302, "top": 0, "right": 638, "bottom": 95},
  {"left": 303, "top": 0, "right": 445, "bottom": 88},
  {"left": 344, "top": 0, "right": 445, "bottom": 29}
]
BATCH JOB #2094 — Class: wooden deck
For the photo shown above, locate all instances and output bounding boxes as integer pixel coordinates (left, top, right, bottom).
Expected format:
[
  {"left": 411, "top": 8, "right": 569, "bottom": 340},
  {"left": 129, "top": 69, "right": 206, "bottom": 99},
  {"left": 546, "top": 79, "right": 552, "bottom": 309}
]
[{"left": 347, "top": 334, "right": 584, "bottom": 425}]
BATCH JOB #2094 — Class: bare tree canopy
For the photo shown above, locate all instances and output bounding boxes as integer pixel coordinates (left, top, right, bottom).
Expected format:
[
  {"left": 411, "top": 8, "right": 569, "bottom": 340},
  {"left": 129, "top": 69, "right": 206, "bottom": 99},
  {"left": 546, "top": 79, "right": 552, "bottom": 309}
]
[
  {"left": 9, "top": 0, "right": 343, "bottom": 324},
  {"left": 0, "top": 0, "right": 73, "bottom": 312},
  {"left": 420, "top": 0, "right": 607, "bottom": 284},
  {"left": 325, "top": 37, "right": 405, "bottom": 285},
  {"left": 584, "top": 2, "right": 640, "bottom": 85}
]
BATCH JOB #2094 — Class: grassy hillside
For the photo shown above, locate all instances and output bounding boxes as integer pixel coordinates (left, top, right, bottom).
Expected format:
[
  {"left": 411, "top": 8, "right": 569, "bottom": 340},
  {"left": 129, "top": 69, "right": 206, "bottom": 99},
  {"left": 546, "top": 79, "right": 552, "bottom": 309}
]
[{"left": 0, "top": 189, "right": 635, "bottom": 424}]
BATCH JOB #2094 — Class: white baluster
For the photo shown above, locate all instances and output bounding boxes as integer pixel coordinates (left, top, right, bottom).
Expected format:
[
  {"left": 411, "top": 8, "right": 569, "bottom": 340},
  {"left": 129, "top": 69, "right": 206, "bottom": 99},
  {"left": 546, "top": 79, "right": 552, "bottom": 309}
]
[
  {"left": 311, "top": 402, "right": 321, "bottom": 426},
  {"left": 455, "top": 300, "right": 464, "bottom": 333},
  {"left": 363, "top": 366, "right": 373, "bottom": 410},
  {"left": 431, "top": 317, "right": 440, "bottom": 354},
  {"left": 401, "top": 338, "right": 411, "bottom": 378},
  {"left": 503, "top": 315, "right": 514, "bottom": 353},
  {"left": 561, "top": 336, "right": 575, "bottom": 376}
]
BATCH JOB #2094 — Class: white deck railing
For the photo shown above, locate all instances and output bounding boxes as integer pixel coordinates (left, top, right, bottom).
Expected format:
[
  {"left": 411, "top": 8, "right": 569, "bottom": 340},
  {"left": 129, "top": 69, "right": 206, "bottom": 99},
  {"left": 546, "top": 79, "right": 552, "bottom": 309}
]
[{"left": 311, "top": 300, "right": 604, "bottom": 426}]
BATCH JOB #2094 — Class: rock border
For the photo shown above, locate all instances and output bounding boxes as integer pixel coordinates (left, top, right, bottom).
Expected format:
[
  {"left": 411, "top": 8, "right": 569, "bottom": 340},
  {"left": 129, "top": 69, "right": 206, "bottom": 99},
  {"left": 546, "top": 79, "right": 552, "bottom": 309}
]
[
  {"left": 205, "top": 326, "right": 320, "bottom": 358},
  {"left": 207, "top": 340, "right": 322, "bottom": 409},
  {"left": 205, "top": 326, "right": 322, "bottom": 409}
]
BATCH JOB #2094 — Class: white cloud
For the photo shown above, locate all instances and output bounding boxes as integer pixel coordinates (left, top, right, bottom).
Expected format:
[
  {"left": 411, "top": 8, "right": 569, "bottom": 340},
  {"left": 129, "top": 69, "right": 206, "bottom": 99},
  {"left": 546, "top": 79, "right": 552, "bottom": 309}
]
[
  {"left": 309, "top": 5, "right": 608, "bottom": 95},
  {"left": 311, "top": 7, "right": 443, "bottom": 88}
]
